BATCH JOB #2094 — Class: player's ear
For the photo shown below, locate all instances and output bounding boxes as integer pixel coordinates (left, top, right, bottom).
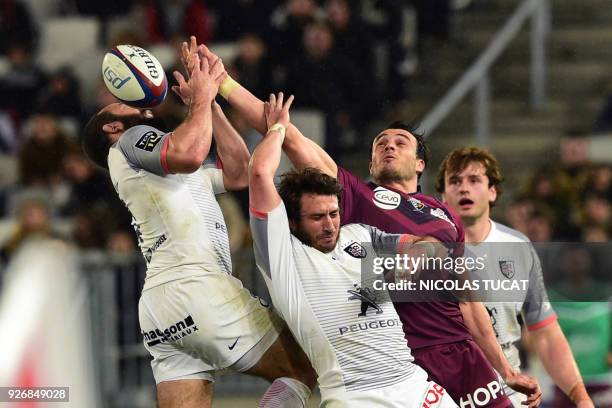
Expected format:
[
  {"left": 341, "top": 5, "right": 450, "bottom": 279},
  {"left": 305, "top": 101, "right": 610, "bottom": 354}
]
[
  {"left": 488, "top": 185, "right": 497, "bottom": 205},
  {"left": 102, "top": 121, "right": 125, "bottom": 135},
  {"left": 415, "top": 158, "right": 425, "bottom": 174}
]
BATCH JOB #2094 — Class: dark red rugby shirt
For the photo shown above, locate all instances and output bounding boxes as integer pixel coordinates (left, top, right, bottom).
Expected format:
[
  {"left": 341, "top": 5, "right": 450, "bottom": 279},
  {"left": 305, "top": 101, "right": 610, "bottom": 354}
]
[{"left": 337, "top": 167, "right": 471, "bottom": 349}]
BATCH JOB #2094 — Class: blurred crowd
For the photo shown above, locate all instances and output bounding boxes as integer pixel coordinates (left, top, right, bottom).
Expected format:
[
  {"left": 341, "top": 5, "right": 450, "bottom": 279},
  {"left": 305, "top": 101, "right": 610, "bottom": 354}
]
[
  {"left": 504, "top": 135, "right": 612, "bottom": 244},
  {"left": 0, "top": 0, "right": 610, "bottom": 263},
  {"left": 0, "top": 0, "right": 454, "bottom": 262}
]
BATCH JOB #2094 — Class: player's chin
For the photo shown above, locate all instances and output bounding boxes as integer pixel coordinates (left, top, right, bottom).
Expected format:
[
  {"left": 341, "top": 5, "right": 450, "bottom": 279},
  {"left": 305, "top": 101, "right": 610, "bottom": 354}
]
[{"left": 316, "top": 236, "right": 338, "bottom": 252}]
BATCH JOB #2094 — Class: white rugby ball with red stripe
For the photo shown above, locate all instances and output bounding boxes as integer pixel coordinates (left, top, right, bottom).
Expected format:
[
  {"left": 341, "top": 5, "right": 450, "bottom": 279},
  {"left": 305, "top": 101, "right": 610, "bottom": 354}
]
[{"left": 102, "top": 44, "right": 167, "bottom": 108}]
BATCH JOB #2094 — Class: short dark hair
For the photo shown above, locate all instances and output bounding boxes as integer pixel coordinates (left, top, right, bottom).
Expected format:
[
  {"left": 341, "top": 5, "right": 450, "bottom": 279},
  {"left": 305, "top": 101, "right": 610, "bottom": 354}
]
[
  {"left": 371, "top": 121, "right": 428, "bottom": 174},
  {"left": 278, "top": 168, "right": 343, "bottom": 222},
  {"left": 435, "top": 147, "right": 504, "bottom": 207},
  {"left": 81, "top": 111, "right": 118, "bottom": 170}
]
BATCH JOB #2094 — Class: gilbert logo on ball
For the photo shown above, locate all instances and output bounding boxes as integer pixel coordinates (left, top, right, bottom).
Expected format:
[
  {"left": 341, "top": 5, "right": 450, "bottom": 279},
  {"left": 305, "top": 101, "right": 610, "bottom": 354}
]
[{"left": 102, "top": 45, "right": 167, "bottom": 108}]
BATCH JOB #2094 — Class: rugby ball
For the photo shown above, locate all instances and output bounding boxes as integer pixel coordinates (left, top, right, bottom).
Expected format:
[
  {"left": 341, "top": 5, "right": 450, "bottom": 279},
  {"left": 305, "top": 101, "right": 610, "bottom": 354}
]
[{"left": 102, "top": 45, "right": 167, "bottom": 108}]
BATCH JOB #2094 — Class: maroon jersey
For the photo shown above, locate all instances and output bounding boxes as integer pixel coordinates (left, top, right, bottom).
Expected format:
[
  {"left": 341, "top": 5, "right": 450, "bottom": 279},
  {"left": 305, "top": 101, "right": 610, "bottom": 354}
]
[{"left": 338, "top": 167, "right": 471, "bottom": 349}]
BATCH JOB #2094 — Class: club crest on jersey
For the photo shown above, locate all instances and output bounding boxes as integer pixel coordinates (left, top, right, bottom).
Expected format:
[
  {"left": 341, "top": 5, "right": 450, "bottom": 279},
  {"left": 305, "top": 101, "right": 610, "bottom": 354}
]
[
  {"left": 409, "top": 197, "right": 425, "bottom": 212},
  {"left": 430, "top": 207, "right": 457, "bottom": 231},
  {"left": 344, "top": 241, "right": 367, "bottom": 258},
  {"left": 135, "top": 131, "right": 162, "bottom": 152},
  {"left": 498, "top": 259, "right": 515, "bottom": 279},
  {"left": 347, "top": 284, "right": 383, "bottom": 317},
  {"left": 372, "top": 186, "right": 401, "bottom": 210}
]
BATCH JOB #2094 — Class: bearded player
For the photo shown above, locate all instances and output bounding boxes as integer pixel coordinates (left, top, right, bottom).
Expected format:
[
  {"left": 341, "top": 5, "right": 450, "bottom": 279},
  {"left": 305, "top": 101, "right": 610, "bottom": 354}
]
[
  {"left": 249, "top": 90, "right": 458, "bottom": 407},
  {"left": 436, "top": 147, "right": 594, "bottom": 408},
  {"left": 195, "top": 40, "right": 542, "bottom": 407},
  {"left": 81, "top": 42, "right": 315, "bottom": 407}
]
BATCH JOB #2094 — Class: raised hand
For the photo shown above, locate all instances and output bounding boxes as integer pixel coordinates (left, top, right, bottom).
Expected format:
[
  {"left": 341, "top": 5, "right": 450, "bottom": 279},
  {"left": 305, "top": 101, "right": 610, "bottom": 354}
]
[
  {"left": 172, "top": 52, "right": 226, "bottom": 107},
  {"left": 264, "top": 92, "right": 294, "bottom": 132},
  {"left": 180, "top": 36, "right": 199, "bottom": 78}
]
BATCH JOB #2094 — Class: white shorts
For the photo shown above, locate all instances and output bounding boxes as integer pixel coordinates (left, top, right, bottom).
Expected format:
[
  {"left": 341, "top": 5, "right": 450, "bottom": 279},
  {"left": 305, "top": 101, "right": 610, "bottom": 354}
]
[
  {"left": 139, "top": 274, "right": 284, "bottom": 384},
  {"left": 322, "top": 366, "right": 459, "bottom": 408}
]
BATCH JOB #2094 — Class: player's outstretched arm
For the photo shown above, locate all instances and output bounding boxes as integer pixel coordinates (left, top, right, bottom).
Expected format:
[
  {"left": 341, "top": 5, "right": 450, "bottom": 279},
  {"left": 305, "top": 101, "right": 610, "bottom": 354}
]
[
  {"left": 165, "top": 51, "right": 223, "bottom": 173},
  {"left": 249, "top": 92, "right": 294, "bottom": 213},
  {"left": 211, "top": 101, "right": 250, "bottom": 190},
  {"left": 529, "top": 322, "right": 594, "bottom": 407},
  {"left": 197, "top": 43, "right": 337, "bottom": 178},
  {"left": 460, "top": 301, "right": 542, "bottom": 407}
]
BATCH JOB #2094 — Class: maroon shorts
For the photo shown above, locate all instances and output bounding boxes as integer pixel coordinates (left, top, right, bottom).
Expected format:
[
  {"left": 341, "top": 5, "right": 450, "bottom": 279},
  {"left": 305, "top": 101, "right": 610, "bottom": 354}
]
[
  {"left": 412, "top": 339, "right": 512, "bottom": 408},
  {"left": 554, "top": 384, "right": 612, "bottom": 408}
]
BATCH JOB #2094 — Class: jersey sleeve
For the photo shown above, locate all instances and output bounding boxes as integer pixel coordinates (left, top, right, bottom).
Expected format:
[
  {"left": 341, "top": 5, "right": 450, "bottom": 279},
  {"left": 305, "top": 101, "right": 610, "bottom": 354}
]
[
  {"left": 249, "top": 202, "right": 302, "bottom": 321},
  {"left": 361, "top": 224, "right": 409, "bottom": 255},
  {"left": 116, "top": 125, "right": 170, "bottom": 175},
  {"left": 337, "top": 167, "right": 361, "bottom": 224},
  {"left": 523, "top": 244, "right": 557, "bottom": 331}
]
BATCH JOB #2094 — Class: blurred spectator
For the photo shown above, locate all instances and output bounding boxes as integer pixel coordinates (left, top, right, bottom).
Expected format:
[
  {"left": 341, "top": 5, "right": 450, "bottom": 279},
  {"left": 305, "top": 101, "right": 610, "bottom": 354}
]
[
  {"left": 526, "top": 204, "right": 555, "bottom": 242},
  {"left": 18, "top": 112, "right": 75, "bottom": 187},
  {"left": 503, "top": 195, "right": 534, "bottom": 236},
  {"left": 0, "top": 42, "right": 47, "bottom": 123},
  {"left": 85, "top": 80, "right": 121, "bottom": 118},
  {"left": 555, "top": 135, "right": 591, "bottom": 199},
  {"left": 365, "top": 0, "right": 414, "bottom": 101},
  {"left": 269, "top": 0, "right": 322, "bottom": 63},
  {"left": 61, "top": 147, "right": 115, "bottom": 216},
  {"left": 61, "top": 0, "right": 134, "bottom": 24},
  {"left": 0, "top": 109, "right": 18, "bottom": 153},
  {"left": 325, "top": 0, "right": 377, "bottom": 108},
  {"left": 0, "top": 197, "right": 52, "bottom": 261},
  {"left": 212, "top": 0, "right": 279, "bottom": 41},
  {"left": 72, "top": 207, "right": 110, "bottom": 250},
  {"left": 584, "top": 164, "right": 612, "bottom": 201},
  {"left": 581, "top": 225, "right": 609, "bottom": 243},
  {"left": 36, "top": 67, "right": 83, "bottom": 122},
  {"left": 133, "top": 0, "right": 212, "bottom": 44},
  {"left": 580, "top": 193, "right": 610, "bottom": 232},
  {"left": 0, "top": 0, "right": 38, "bottom": 54},
  {"left": 108, "top": 229, "right": 137, "bottom": 255},
  {"left": 228, "top": 33, "right": 274, "bottom": 100},
  {"left": 285, "top": 21, "right": 361, "bottom": 157}
]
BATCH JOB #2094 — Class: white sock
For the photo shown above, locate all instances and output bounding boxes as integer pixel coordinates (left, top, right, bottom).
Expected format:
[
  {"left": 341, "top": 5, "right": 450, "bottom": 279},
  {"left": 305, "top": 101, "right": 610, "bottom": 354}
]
[{"left": 259, "top": 377, "right": 311, "bottom": 408}]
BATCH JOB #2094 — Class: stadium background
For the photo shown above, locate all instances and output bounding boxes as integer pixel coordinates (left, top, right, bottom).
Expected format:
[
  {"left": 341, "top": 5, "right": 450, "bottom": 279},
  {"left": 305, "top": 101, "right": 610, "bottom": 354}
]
[{"left": 0, "top": 0, "right": 610, "bottom": 406}]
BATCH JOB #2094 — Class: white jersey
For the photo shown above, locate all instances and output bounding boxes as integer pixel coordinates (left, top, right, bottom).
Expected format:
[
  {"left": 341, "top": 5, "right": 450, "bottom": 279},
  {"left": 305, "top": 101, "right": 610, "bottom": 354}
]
[
  {"left": 108, "top": 125, "right": 233, "bottom": 290},
  {"left": 466, "top": 220, "right": 556, "bottom": 403},
  {"left": 251, "top": 202, "right": 418, "bottom": 403}
]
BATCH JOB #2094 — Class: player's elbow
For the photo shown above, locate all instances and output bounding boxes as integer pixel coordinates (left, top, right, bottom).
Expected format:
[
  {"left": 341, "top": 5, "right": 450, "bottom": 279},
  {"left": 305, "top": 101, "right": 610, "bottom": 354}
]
[{"left": 248, "top": 158, "right": 273, "bottom": 182}]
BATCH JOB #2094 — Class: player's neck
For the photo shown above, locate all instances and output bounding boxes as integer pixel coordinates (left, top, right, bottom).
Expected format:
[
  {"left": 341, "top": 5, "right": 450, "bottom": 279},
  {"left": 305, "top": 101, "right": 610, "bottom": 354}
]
[
  {"left": 377, "top": 179, "right": 418, "bottom": 195},
  {"left": 464, "top": 217, "right": 492, "bottom": 244}
]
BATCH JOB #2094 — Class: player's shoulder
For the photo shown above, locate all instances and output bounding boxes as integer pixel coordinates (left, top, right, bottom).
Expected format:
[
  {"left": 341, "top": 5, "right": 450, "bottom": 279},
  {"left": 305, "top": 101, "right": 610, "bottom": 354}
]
[
  {"left": 117, "top": 125, "right": 165, "bottom": 149},
  {"left": 412, "top": 191, "right": 444, "bottom": 207},
  {"left": 341, "top": 223, "right": 372, "bottom": 240},
  {"left": 489, "top": 221, "right": 530, "bottom": 243}
]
